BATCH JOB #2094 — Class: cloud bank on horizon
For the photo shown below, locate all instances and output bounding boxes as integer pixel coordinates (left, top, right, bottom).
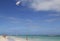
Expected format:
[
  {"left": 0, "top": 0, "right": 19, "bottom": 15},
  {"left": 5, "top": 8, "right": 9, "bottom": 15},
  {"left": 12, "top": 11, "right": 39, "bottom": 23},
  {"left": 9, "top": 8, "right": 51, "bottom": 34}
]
[{"left": 17, "top": 0, "right": 60, "bottom": 11}]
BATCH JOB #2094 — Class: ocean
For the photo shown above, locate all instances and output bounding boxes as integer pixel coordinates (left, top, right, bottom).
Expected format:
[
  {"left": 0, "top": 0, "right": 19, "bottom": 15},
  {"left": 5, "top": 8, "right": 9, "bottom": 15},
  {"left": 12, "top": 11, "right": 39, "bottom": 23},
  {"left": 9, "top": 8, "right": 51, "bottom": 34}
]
[{"left": 13, "top": 35, "right": 60, "bottom": 41}]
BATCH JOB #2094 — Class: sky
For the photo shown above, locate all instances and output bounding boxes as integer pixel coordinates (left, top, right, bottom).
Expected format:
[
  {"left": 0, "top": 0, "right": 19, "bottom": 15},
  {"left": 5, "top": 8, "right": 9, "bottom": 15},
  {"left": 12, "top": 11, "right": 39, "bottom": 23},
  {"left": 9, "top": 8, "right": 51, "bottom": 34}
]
[{"left": 0, "top": 0, "right": 60, "bottom": 35}]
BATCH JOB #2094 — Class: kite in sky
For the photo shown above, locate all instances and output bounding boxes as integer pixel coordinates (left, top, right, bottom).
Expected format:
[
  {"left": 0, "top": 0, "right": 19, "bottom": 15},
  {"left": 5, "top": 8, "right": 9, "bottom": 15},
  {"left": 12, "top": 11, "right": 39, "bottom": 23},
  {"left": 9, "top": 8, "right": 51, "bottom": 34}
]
[{"left": 16, "top": 0, "right": 21, "bottom": 6}]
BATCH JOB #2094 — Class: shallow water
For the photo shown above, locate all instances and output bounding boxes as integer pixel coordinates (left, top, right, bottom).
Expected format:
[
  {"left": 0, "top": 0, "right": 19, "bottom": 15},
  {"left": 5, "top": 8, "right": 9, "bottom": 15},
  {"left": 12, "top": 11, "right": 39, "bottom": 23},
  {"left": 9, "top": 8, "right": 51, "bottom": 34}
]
[{"left": 14, "top": 35, "right": 60, "bottom": 41}]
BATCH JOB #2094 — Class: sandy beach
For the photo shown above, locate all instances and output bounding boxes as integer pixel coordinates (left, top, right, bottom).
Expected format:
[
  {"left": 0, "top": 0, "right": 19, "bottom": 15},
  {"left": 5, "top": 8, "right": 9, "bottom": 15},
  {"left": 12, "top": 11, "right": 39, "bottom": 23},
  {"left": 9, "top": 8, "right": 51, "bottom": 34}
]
[{"left": 0, "top": 36, "right": 27, "bottom": 41}]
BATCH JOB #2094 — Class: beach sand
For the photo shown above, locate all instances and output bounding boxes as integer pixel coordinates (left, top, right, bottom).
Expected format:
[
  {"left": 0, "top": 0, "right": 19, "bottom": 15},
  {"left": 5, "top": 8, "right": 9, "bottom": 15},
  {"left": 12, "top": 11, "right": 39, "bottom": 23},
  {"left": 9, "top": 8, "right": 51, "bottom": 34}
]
[{"left": 0, "top": 36, "right": 27, "bottom": 41}]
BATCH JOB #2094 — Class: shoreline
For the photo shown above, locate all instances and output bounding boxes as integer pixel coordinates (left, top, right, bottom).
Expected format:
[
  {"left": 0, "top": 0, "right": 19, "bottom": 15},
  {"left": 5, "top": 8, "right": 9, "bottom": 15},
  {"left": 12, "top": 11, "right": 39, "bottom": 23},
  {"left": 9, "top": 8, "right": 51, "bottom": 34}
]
[{"left": 0, "top": 36, "right": 27, "bottom": 41}]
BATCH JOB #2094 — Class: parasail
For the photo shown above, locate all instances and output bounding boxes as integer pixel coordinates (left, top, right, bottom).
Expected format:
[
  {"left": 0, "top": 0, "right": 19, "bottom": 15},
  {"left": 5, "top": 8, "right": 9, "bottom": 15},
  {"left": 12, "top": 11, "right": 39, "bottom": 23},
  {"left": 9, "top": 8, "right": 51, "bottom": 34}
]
[{"left": 16, "top": 0, "right": 21, "bottom": 6}]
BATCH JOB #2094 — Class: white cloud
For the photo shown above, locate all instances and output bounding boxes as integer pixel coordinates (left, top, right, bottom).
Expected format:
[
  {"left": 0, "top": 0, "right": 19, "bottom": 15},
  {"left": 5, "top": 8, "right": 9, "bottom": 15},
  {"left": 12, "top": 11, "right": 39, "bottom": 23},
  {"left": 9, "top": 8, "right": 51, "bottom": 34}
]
[
  {"left": 49, "top": 13, "right": 60, "bottom": 16},
  {"left": 0, "top": 16, "right": 21, "bottom": 24},
  {"left": 15, "top": 0, "right": 60, "bottom": 11},
  {"left": 45, "top": 19, "right": 56, "bottom": 22},
  {"left": 7, "top": 17, "right": 21, "bottom": 24},
  {"left": 0, "top": 16, "right": 33, "bottom": 24},
  {"left": 7, "top": 17, "right": 17, "bottom": 20},
  {"left": 28, "top": 0, "right": 60, "bottom": 11},
  {"left": 45, "top": 17, "right": 60, "bottom": 22}
]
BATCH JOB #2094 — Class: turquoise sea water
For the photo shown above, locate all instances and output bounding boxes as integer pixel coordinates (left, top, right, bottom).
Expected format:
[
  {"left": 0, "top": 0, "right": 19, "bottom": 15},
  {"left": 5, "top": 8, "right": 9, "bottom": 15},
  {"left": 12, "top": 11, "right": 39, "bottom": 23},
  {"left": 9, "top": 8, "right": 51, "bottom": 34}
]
[{"left": 14, "top": 35, "right": 60, "bottom": 41}]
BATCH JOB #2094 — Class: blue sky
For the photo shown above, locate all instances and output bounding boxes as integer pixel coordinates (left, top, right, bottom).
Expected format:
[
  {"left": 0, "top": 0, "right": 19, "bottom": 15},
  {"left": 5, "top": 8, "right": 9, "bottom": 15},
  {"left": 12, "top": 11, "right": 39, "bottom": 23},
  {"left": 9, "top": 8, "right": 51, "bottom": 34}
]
[{"left": 0, "top": 0, "right": 60, "bottom": 35}]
